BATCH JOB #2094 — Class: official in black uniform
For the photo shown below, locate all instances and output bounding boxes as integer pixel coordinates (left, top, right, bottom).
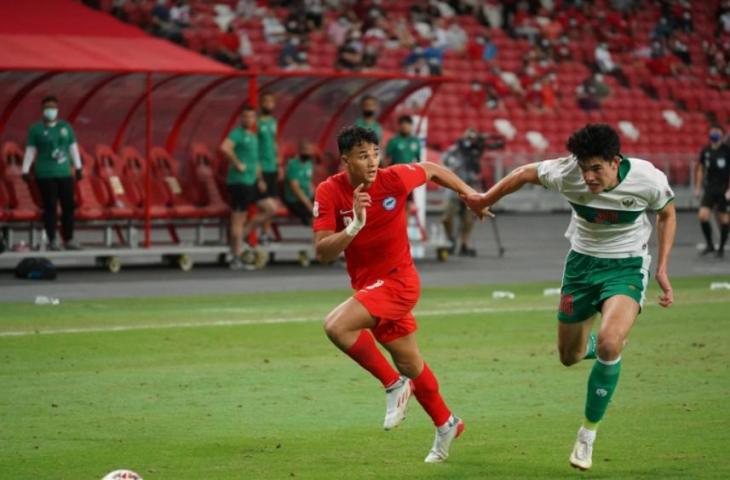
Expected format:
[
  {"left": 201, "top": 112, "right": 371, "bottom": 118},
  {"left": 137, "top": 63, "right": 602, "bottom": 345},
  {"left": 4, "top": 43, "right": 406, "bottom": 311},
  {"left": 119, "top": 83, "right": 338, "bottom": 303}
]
[{"left": 695, "top": 125, "right": 730, "bottom": 257}]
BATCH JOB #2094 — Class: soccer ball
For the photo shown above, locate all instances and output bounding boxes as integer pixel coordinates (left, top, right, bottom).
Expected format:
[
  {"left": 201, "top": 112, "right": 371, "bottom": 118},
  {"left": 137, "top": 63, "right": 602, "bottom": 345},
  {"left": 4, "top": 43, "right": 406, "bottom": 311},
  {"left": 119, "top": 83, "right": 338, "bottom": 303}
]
[{"left": 101, "top": 470, "right": 143, "bottom": 480}]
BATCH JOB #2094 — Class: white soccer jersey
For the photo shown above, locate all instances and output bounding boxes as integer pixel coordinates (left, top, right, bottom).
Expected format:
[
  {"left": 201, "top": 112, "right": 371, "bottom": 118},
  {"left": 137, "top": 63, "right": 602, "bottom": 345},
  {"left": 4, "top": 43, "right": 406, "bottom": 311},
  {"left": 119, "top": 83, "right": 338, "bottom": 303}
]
[{"left": 537, "top": 156, "right": 674, "bottom": 258}]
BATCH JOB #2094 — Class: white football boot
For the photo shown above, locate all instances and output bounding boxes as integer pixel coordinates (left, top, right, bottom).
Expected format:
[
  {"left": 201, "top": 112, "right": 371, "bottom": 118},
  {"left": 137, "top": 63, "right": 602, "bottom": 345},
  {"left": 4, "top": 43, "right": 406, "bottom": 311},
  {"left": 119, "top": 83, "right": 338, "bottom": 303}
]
[
  {"left": 383, "top": 376, "right": 413, "bottom": 430},
  {"left": 424, "top": 415, "right": 465, "bottom": 463},
  {"left": 569, "top": 426, "right": 596, "bottom": 470}
]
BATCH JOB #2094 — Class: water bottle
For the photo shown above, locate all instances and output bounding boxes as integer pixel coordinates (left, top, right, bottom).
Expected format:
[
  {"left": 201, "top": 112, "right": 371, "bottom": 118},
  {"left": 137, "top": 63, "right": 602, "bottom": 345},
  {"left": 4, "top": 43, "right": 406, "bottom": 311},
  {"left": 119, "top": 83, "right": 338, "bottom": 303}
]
[{"left": 34, "top": 296, "right": 60, "bottom": 305}]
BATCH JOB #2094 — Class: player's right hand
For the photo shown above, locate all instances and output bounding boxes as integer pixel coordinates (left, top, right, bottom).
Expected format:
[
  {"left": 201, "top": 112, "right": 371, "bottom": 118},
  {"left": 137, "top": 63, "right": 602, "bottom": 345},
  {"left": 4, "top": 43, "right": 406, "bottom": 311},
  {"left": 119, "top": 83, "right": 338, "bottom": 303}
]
[
  {"left": 236, "top": 163, "right": 245, "bottom": 173},
  {"left": 353, "top": 183, "right": 371, "bottom": 222}
]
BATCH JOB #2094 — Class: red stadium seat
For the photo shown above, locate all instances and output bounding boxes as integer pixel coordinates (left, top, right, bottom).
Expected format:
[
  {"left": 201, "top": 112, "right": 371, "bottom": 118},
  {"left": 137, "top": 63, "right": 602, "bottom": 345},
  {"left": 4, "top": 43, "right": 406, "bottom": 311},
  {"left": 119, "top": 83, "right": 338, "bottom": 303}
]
[
  {"left": 94, "top": 145, "right": 138, "bottom": 219},
  {"left": 1, "top": 141, "right": 40, "bottom": 221},
  {"left": 150, "top": 147, "right": 203, "bottom": 218},
  {"left": 74, "top": 150, "right": 108, "bottom": 221},
  {"left": 119, "top": 146, "right": 173, "bottom": 219},
  {"left": 190, "top": 143, "right": 229, "bottom": 218}
]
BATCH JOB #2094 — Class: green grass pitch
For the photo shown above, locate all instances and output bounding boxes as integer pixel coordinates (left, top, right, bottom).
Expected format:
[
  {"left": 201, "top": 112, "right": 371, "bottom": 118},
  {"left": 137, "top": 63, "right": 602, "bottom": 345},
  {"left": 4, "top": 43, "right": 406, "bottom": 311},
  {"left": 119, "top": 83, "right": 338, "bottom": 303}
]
[{"left": 1, "top": 276, "right": 729, "bottom": 479}]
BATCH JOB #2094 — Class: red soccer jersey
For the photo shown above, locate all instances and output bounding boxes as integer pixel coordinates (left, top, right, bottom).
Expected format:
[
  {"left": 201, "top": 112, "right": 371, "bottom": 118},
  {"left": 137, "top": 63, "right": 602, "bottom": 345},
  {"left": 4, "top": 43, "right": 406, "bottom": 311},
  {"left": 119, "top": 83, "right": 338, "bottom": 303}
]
[{"left": 313, "top": 164, "right": 427, "bottom": 290}]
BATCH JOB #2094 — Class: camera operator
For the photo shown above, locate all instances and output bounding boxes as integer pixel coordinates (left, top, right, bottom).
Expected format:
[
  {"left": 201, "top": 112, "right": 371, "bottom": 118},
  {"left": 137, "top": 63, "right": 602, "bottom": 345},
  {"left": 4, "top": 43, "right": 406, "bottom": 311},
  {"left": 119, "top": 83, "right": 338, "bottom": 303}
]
[{"left": 441, "top": 129, "right": 485, "bottom": 256}]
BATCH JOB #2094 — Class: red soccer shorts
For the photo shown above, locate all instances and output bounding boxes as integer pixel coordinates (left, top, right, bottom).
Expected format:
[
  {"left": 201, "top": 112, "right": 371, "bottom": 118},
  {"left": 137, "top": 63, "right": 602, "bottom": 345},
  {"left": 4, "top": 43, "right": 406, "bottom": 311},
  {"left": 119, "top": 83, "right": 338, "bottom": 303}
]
[{"left": 353, "top": 270, "right": 421, "bottom": 344}]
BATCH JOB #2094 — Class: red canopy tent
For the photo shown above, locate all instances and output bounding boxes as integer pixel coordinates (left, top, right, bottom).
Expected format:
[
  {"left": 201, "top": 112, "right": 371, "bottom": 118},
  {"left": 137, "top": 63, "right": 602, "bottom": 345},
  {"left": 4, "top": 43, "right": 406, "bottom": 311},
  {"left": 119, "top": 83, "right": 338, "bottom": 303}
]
[{"left": 0, "top": 0, "right": 446, "bottom": 247}]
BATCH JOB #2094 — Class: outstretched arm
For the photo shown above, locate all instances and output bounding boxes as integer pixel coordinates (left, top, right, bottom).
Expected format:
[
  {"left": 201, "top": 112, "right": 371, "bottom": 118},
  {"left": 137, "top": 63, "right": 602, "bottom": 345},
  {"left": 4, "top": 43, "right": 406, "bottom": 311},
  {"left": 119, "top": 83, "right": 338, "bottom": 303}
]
[
  {"left": 419, "top": 161, "right": 494, "bottom": 218},
  {"left": 655, "top": 201, "right": 676, "bottom": 308},
  {"left": 461, "top": 163, "right": 542, "bottom": 211}
]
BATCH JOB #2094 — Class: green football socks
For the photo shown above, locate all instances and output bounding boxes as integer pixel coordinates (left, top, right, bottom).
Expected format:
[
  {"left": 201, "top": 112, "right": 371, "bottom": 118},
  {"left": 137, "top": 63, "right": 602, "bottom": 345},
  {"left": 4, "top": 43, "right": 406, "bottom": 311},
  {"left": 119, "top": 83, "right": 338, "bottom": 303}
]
[{"left": 584, "top": 355, "right": 622, "bottom": 424}]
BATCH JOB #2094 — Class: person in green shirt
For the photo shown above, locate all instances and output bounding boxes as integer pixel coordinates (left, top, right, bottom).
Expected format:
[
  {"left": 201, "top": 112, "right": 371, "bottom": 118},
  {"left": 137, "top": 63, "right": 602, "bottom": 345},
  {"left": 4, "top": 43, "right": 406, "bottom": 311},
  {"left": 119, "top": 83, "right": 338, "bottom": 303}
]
[
  {"left": 384, "top": 115, "right": 421, "bottom": 166},
  {"left": 257, "top": 92, "right": 280, "bottom": 244},
  {"left": 22, "top": 95, "right": 83, "bottom": 250},
  {"left": 284, "top": 140, "right": 315, "bottom": 225},
  {"left": 354, "top": 95, "right": 382, "bottom": 144},
  {"left": 219, "top": 105, "right": 275, "bottom": 270}
]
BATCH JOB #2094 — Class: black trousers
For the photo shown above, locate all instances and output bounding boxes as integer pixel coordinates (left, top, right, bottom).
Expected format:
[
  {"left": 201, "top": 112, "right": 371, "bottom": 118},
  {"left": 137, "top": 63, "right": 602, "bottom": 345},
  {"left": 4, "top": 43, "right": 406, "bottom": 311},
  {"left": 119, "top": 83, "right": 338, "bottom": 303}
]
[
  {"left": 285, "top": 199, "right": 312, "bottom": 226},
  {"left": 36, "top": 177, "right": 75, "bottom": 243}
]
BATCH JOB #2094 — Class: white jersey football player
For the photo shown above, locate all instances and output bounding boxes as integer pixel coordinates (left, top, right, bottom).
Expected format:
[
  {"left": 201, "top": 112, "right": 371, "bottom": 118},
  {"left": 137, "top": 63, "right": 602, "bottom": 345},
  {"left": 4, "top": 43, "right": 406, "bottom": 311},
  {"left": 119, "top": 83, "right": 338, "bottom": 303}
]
[{"left": 463, "top": 123, "right": 677, "bottom": 471}]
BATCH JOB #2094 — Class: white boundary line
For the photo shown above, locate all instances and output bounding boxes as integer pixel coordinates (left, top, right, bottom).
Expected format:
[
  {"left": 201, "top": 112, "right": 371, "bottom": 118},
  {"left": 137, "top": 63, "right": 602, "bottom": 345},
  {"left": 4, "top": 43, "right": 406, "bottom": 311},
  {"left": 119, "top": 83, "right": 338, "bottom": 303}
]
[{"left": 0, "top": 298, "right": 727, "bottom": 338}]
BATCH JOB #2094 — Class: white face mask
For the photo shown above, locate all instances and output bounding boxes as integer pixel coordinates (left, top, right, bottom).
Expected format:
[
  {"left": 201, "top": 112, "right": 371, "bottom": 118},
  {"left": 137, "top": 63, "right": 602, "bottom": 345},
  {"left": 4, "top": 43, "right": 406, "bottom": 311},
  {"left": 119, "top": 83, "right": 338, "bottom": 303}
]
[{"left": 43, "top": 108, "right": 58, "bottom": 122}]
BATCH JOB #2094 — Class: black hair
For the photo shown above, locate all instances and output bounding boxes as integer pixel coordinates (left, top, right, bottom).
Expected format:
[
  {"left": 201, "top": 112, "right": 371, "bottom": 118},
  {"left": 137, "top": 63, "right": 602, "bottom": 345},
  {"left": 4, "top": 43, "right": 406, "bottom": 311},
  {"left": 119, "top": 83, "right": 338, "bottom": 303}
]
[
  {"left": 566, "top": 123, "right": 621, "bottom": 162},
  {"left": 360, "top": 95, "right": 377, "bottom": 105},
  {"left": 710, "top": 125, "right": 725, "bottom": 133},
  {"left": 337, "top": 125, "right": 379, "bottom": 155},
  {"left": 41, "top": 95, "right": 58, "bottom": 105},
  {"left": 241, "top": 104, "right": 256, "bottom": 113},
  {"left": 398, "top": 115, "right": 413, "bottom": 125}
]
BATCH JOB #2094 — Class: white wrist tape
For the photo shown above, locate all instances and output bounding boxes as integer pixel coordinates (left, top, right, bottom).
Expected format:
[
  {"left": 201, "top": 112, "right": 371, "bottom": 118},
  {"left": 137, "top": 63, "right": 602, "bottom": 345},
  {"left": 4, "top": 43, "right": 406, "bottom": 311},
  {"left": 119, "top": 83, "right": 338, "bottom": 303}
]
[{"left": 345, "top": 209, "right": 366, "bottom": 237}]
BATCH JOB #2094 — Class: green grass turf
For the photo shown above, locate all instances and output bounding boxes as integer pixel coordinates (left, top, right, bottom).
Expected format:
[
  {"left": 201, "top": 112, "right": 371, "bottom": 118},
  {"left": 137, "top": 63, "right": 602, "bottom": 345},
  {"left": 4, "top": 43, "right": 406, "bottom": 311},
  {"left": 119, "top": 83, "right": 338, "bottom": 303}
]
[{"left": 1, "top": 275, "right": 729, "bottom": 479}]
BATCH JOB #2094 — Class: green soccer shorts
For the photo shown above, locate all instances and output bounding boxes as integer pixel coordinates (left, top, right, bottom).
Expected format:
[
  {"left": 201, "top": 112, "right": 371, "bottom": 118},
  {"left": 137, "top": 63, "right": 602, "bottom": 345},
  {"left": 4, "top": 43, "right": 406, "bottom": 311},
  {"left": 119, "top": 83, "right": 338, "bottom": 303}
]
[{"left": 557, "top": 250, "right": 651, "bottom": 323}]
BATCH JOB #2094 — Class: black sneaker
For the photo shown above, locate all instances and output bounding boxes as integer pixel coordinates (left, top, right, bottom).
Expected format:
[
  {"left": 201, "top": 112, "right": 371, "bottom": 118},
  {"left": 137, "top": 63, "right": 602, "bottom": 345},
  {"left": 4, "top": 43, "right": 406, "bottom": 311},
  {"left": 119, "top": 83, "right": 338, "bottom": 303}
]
[
  {"left": 459, "top": 245, "right": 477, "bottom": 257},
  {"left": 700, "top": 246, "right": 715, "bottom": 256},
  {"left": 48, "top": 241, "right": 62, "bottom": 251},
  {"left": 716, "top": 249, "right": 725, "bottom": 259}
]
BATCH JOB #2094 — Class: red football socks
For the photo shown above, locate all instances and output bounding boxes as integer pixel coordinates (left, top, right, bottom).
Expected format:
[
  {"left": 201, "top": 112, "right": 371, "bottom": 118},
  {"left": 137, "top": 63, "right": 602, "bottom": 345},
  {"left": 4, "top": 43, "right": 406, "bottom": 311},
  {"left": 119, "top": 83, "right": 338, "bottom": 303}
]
[
  {"left": 412, "top": 363, "right": 451, "bottom": 426},
  {"left": 345, "top": 330, "right": 400, "bottom": 388}
]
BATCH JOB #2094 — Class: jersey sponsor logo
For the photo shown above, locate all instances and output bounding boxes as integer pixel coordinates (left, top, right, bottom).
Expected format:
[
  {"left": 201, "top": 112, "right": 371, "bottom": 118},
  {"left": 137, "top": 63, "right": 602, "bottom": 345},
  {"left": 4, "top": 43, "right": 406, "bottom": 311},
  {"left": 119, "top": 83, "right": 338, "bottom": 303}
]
[
  {"left": 718, "top": 158, "right": 726, "bottom": 169},
  {"left": 382, "top": 196, "right": 397, "bottom": 211},
  {"left": 364, "top": 279, "right": 384, "bottom": 290},
  {"left": 595, "top": 388, "right": 608, "bottom": 397},
  {"left": 621, "top": 197, "right": 636, "bottom": 208},
  {"left": 410, "top": 143, "right": 418, "bottom": 151},
  {"left": 559, "top": 293, "right": 574, "bottom": 316},
  {"left": 594, "top": 209, "right": 619, "bottom": 224},
  {"left": 312, "top": 201, "right": 319, "bottom": 218},
  {"left": 60, "top": 128, "right": 68, "bottom": 137}
]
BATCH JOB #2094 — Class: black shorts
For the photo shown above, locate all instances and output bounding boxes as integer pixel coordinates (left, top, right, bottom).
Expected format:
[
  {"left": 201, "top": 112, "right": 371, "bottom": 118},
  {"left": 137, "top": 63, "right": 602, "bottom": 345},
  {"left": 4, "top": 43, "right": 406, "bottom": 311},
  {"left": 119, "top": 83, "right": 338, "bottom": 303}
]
[
  {"left": 259, "top": 172, "right": 279, "bottom": 199},
  {"left": 285, "top": 199, "right": 313, "bottom": 225},
  {"left": 701, "top": 192, "right": 729, "bottom": 212},
  {"left": 227, "top": 183, "right": 258, "bottom": 212}
]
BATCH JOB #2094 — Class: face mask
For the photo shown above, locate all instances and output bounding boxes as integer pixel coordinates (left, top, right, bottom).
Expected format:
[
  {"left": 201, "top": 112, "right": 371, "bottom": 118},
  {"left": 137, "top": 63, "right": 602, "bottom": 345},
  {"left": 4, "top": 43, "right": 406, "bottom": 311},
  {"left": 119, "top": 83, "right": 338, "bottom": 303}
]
[
  {"left": 300, "top": 154, "right": 312, "bottom": 161},
  {"left": 363, "top": 109, "right": 376, "bottom": 117},
  {"left": 43, "top": 108, "right": 58, "bottom": 122},
  {"left": 261, "top": 107, "right": 273, "bottom": 115},
  {"left": 710, "top": 132, "right": 722, "bottom": 142}
]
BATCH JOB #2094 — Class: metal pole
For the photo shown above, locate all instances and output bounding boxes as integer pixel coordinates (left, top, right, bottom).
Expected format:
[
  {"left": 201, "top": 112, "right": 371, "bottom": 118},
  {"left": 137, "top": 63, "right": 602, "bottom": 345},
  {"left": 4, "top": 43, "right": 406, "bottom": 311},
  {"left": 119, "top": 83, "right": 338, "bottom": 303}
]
[{"left": 144, "top": 72, "right": 152, "bottom": 248}]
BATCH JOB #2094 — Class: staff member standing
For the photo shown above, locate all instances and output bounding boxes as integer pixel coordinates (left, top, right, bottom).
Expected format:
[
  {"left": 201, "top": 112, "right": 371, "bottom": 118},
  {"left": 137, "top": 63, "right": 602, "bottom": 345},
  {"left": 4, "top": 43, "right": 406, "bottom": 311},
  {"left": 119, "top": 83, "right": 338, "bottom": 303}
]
[
  {"left": 257, "top": 92, "right": 280, "bottom": 244},
  {"left": 22, "top": 95, "right": 82, "bottom": 251},
  {"left": 384, "top": 115, "right": 421, "bottom": 167},
  {"left": 354, "top": 95, "right": 382, "bottom": 144},
  {"left": 283, "top": 140, "right": 315, "bottom": 225},
  {"left": 695, "top": 125, "right": 730, "bottom": 258},
  {"left": 220, "top": 105, "right": 275, "bottom": 270}
]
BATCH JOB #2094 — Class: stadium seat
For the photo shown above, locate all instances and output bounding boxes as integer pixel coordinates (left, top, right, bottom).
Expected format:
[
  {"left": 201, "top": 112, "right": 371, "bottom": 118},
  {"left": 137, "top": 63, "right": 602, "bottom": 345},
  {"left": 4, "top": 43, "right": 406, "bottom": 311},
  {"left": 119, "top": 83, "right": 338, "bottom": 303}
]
[
  {"left": 190, "top": 143, "right": 229, "bottom": 218},
  {"left": 150, "top": 147, "right": 203, "bottom": 218},
  {"left": 94, "top": 145, "right": 138, "bottom": 219},
  {"left": 1, "top": 142, "right": 40, "bottom": 221},
  {"left": 74, "top": 150, "right": 108, "bottom": 221},
  {"left": 119, "top": 146, "right": 173, "bottom": 219}
]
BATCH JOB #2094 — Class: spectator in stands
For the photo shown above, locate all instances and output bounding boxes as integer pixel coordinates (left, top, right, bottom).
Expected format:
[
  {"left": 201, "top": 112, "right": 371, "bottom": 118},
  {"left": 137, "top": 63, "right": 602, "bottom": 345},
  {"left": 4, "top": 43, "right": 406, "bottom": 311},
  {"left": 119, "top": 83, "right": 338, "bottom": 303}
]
[
  {"left": 554, "top": 34, "right": 573, "bottom": 62},
  {"left": 257, "top": 93, "right": 280, "bottom": 245},
  {"left": 283, "top": 141, "right": 315, "bottom": 225},
  {"left": 467, "top": 33, "right": 497, "bottom": 62},
  {"left": 385, "top": 115, "right": 421, "bottom": 167},
  {"left": 235, "top": 0, "right": 257, "bottom": 18},
  {"left": 405, "top": 53, "right": 431, "bottom": 77},
  {"left": 169, "top": 0, "right": 190, "bottom": 29},
  {"left": 21, "top": 96, "right": 82, "bottom": 251},
  {"left": 219, "top": 105, "right": 276, "bottom": 270},
  {"left": 336, "top": 29, "right": 365, "bottom": 71},
  {"left": 217, "top": 25, "right": 246, "bottom": 69},
  {"left": 595, "top": 41, "right": 630, "bottom": 86},
  {"left": 278, "top": 35, "right": 304, "bottom": 68},
  {"left": 441, "top": 130, "right": 483, "bottom": 257},
  {"left": 328, "top": 15, "right": 351, "bottom": 47},
  {"left": 151, "top": 0, "right": 182, "bottom": 44},
  {"left": 669, "top": 34, "right": 691, "bottom": 65},
  {"left": 695, "top": 125, "right": 730, "bottom": 258},
  {"left": 477, "top": 0, "right": 503, "bottom": 29},
  {"left": 354, "top": 95, "right": 383, "bottom": 144},
  {"left": 577, "top": 72, "right": 611, "bottom": 111},
  {"left": 263, "top": 9, "right": 287, "bottom": 44}
]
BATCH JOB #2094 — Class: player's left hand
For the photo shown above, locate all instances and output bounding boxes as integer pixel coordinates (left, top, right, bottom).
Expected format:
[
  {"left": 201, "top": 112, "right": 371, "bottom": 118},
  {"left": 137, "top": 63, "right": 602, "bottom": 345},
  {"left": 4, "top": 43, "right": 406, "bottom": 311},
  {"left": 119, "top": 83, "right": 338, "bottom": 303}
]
[
  {"left": 460, "top": 192, "right": 495, "bottom": 220},
  {"left": 655, "top": 269, "right": 673, "bottom": 308},
  {"left": 257, "top": 179, "right": 266, "bottom": 193}
]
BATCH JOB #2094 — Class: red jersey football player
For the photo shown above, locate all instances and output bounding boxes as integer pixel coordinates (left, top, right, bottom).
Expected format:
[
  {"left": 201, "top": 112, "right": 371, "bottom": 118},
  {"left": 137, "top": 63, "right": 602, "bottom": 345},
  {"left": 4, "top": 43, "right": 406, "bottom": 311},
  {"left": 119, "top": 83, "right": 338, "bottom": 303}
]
[{"left": 314, "top": 126, "right": 491, "bottom": 463}]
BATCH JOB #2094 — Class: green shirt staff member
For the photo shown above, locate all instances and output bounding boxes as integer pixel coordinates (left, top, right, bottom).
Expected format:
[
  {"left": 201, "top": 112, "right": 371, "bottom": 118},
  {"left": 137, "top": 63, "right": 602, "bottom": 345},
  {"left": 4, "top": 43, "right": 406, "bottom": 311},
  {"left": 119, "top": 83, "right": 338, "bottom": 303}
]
[
  {"left": 384, "top": 115, "right": 421, "bottom": 166},
  {"left": 284, "top": 140, "right": 315, "bottom": 225},
  {"left": 354, "top": 95, "right": 382, "bottom": 144},
  {"left": 219, "top": 105, "right": 275, "bottom": 270},
  {"left": 257, "top": 92, "right": 280, "bottom": 245},
  {"left": 22, "top": 95, "right": 83, "bottom": 251}
]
